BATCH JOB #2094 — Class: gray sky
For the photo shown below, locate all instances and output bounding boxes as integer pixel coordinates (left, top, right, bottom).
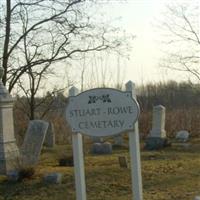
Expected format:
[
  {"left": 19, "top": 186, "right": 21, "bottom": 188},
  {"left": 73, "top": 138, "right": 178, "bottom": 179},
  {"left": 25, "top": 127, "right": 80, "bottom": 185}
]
[
  {"left": 96, "top": 0, "right": 199, "bottom": 85},
  {"left": 48, "top": 0, "right": 199, "bottom": 93}
]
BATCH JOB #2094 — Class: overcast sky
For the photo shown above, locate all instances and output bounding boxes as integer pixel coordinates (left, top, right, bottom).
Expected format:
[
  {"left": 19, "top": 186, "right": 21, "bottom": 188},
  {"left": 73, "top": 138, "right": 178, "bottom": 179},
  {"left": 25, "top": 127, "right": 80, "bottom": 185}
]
[
  {"left": 50, "top": 0, "right": 199, "bottom": 92},
  {"left": 95, "top": 0, "right": 199, "bottom": 85}
]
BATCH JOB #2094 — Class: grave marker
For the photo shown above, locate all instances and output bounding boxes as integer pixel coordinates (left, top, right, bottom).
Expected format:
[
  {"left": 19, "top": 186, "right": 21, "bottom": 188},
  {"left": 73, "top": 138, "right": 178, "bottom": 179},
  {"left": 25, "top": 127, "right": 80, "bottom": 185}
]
[
  {"left": 176, "top": 130, "right": 189, "bottom": 142},
  {"left": 91, "top": 142, "right": 112, "bottom": 154},
  {"left": 145, "top": 105, "right": 169, "bottom": 150},
  {"left": 118, "top": 156, "right": 128, "bottom": 168},
  {"left": 0, "top": 67, "right": 19, "bottom": 175},
  {"left": 150, "top": 105, "right": 166, "bottom": 138},
  {"left": 21, "top": 120, "right": 49, "bottom": 166}
]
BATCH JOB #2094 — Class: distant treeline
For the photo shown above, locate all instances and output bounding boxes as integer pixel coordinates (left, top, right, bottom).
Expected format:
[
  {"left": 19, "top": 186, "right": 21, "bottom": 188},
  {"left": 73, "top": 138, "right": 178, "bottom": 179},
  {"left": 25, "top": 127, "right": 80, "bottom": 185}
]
[
  {"left": 14, "top": 80, "right": 200, "bottom": 140},
  {"left": 137, "top": 81, "right": 200, "bottom": 110}
]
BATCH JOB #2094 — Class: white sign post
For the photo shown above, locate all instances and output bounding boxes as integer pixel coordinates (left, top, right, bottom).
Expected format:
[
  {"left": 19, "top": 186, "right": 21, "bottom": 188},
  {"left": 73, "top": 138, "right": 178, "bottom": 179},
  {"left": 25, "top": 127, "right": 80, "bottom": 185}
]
[
  {"left": 126, "top": 81, "right": 143, "bottom": 200},
  {"left": 66, "top": 82, "right": 143, "bottom": 200},
  {"left": 69, "top": 87, "right": 86, "bottom": 200}
]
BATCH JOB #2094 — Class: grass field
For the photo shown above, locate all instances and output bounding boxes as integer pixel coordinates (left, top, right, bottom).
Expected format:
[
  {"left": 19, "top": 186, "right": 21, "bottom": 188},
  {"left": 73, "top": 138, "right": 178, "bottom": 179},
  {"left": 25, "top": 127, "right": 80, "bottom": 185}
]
[{"left": 0, "top": 139, "right": 200, "bottom": 200}]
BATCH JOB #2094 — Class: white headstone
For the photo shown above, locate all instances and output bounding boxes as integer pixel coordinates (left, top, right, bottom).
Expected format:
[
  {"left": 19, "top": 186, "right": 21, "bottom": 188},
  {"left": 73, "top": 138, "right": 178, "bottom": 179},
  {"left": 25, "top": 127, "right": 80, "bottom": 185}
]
[
  {"left": 0, "top": 67, "right": 19, "bottom": 175},
  {"left": 149, "top": 105, "right": 166, "bottom": 138},
  {"left": 21, "top": 120, "right": 49, "bottom": 166},
  {"left": 176, "top": 130, "right": 189, "bottom": 142},
  {"left": 194, "top": 196, "right": 200, "bottom": 200}
]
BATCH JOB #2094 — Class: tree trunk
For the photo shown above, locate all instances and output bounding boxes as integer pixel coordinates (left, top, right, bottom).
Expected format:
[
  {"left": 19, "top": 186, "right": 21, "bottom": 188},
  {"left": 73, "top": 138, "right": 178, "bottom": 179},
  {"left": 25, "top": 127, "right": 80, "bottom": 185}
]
[{"left": 2, "top": 0, "right": 11, "bottom": 86}]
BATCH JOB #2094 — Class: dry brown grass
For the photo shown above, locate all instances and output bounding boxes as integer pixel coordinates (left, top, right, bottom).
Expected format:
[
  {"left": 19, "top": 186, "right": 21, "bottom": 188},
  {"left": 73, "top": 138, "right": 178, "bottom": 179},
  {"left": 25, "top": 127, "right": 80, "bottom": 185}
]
[{"left": 0, "top": 141, "right": 200, "bottom": 200}]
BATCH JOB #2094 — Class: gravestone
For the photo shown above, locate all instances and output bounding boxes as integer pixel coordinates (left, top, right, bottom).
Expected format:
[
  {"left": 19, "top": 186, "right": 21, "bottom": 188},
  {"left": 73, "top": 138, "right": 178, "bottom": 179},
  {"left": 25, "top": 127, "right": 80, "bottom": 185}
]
[
  {"left": 114, "top": 134, "right": 124, "bottom": 146},
  {"left": 21, "top": 120, "right": 49, "bottom": 166},
  {"left": 43, "top": 172, "right": 62, "bottom": 184},
  {"left": 44, "top": 122, "right": 55, "bottom": 148},
  {"left": 91, "top": 142, "right": 112, "bottom": 154},
  {"left": 176, "top": 130, "right": 189, "bottom": 142},
  {"left": 118, "top": 156, "right": 128, "bottom": 168},
  {"left": 0, "top": 67, "right": 20, "bottom": 175},
  {"left": 150, "top": 105, "right": 166, "bottom": 138},
  {"left": 194, "top": 196, "right": 200, "bottom": 200},
  {"left": 145, "top": 105, "right": 169, "bottom": 150}
]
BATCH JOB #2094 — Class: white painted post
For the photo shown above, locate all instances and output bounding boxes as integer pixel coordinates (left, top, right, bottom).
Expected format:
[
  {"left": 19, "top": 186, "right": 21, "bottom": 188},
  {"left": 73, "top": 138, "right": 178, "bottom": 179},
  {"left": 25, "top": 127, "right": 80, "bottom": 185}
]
[
  {"left": 69, "top": 87, "right": 86, "bottom": 200},
  {"left": 126, "top": 81, "right": 143, "bottom": 200}
]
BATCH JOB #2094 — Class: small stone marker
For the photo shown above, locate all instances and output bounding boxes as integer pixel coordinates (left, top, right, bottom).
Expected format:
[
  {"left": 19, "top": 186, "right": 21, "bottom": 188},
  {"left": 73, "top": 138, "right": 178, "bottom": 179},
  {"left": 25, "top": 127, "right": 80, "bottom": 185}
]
[
  {"left": 21, "top": 120, "right": 49, "bottom": 166},
  {"left": 43, "top": 172, "right": 62, "bottom": 184},
  {"left": 194, "top": 196, "right": 200, "bottom": 200},
  {"left": 91, "top": 142, "right": 112, "bottom": 154},
  {"left": 176, "top": 130, "right": 189, "bottom": 142},
  {"left": 118, "top": 156, "right": 128, "bottom": 168},
  {"left": 145, "top": 105, "right": 169, "bottom": 150},
  {"left": 44, "top": 122, "right": 55, "bottom": 148}
]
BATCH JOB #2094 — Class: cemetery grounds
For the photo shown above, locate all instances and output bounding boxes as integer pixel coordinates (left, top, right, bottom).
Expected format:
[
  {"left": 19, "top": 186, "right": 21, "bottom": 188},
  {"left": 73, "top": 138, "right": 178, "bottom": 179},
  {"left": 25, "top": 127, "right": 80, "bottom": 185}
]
[{"left": 0, "top": 137, "right": 200, "bottom": 200}]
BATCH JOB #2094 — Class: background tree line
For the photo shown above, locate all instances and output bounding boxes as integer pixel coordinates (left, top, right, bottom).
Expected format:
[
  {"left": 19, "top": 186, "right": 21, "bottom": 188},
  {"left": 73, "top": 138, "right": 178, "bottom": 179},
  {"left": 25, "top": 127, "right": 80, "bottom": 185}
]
[
  {"left": 13, "top": 80, "right": 200, "bottom": 144},
  {"left": 137, "top": 81, "right": 200, "bottom": 111}
]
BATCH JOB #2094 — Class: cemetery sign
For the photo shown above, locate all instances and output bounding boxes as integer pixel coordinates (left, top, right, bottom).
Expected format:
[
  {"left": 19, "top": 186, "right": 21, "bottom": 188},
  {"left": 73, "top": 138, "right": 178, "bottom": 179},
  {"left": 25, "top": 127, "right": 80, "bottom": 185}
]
[{"left": 66, "top": 88, "right": 140, "bottom": 137}]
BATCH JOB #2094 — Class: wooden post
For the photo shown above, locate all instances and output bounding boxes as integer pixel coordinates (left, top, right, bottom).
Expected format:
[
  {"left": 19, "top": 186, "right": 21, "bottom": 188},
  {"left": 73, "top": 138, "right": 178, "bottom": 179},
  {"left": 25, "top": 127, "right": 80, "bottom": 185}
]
[
  {"left": 126, "top": 81, "right": 143, "bottom": 200},
  {"left": 68, "top": 87, "right": 86, "bottom": 200}
]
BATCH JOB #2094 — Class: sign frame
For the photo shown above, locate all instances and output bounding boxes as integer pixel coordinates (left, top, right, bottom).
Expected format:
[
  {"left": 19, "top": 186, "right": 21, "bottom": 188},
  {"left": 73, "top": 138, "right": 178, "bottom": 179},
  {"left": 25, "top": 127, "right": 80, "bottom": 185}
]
[
  {"left": 66, "top": 87, "right": 140, "bottom": 137},
  {"left": 66, "top": 81, "right": 143, "bottom": 200}
]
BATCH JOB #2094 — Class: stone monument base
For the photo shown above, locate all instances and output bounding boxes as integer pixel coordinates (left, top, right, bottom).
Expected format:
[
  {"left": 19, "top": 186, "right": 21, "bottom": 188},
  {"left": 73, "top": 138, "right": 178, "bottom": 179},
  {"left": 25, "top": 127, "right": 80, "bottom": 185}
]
[
  {"left": 0, "top": 141, "right": 19, "bottom": 174},
  {"left": 144, "top": 137, "right": 170, "bottom": 150},
  {"left": 91, "top": 142, "right": 112, "bottom": 154}
]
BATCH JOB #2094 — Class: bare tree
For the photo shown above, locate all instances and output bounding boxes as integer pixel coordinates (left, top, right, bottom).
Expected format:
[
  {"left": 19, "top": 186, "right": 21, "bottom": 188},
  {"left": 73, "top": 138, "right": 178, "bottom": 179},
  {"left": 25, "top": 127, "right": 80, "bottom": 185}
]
[
  {"left": 0, "top": 0, "right": 124, "bottom": 92},
  {"left": 0, "top": 0, "right": 129, "bottom": 119},
  {"left": 159, "top": 1, "right": 200, "bottom": 81}
]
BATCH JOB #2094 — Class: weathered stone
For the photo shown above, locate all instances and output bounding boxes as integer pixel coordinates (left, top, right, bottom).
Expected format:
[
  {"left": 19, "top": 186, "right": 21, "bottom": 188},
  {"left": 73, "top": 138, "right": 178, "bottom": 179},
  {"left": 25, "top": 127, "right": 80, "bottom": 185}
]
[
  {"left": 91, "top": 142, "right": 112, "bottom": 154},
  {"left": 21, "top": 120, "right": 49, "bottom": 166},
  {"left": 149, "top": 105, "right": 166, "bottom": 138},
  {"left": 194, "top": 196, "right": 200, "bottom": 200},
  {"left": 176, "top": 130, "right": 189, "bottom": 142},
  {"left": 91, "top": 143, "right": 101, "bottom": 153},
  {"left": 44, "top": 122, "right": 55, "bottom": 148},
  {"left": 145, "top": 105, "right": 168, "bottom": 150},
  {"left": 0, "top": 67, "right": 19, "bottom": 175},
  {"left": 145, "top": 137, "right": 170, "bottom": 150},
  {"left": 118, "top": 156, "right": 128, "bottom": 168},
  {"left": 43, "top": 172, "right": 62, "bottom": 184}
]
